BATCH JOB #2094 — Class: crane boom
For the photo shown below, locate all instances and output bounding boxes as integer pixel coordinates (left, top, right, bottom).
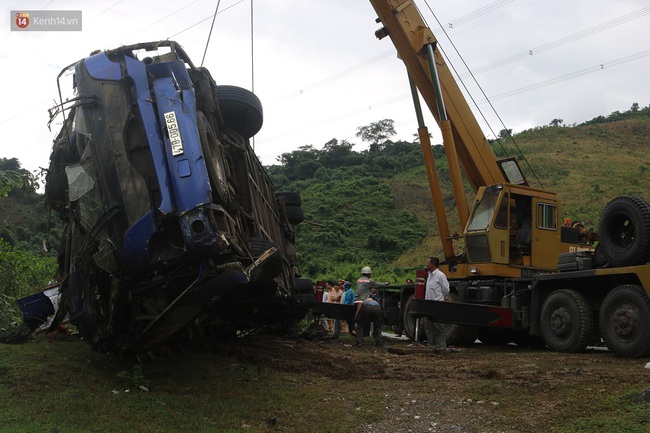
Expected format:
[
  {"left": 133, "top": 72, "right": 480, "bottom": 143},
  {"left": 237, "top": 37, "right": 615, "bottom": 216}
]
[{"left": 368, "top": 0, "right": 506, "bottom": 191}]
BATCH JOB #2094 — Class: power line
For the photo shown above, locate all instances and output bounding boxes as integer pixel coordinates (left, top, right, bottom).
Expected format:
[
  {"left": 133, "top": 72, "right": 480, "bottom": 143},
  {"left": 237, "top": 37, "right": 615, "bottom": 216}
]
[
  {"left": 267, "top": 1, "right": 516, "bottom": 104},
  {"left": 482, "top": 49, "right": 650, "bottom": 102},
  {"left": 269, "top": 50, "right": 396, "bottom": 105},
  {"left": 468, "top": 6, "right": 650, "bottom": 76},
  {"left": 120, "top": 0, "right": 201, "bottom": 43},
  {"left": 447, "top": 0, "right": 514, "bottom": 29},
  {"left": 167, "top": 0, "right": 244, "bottom": 40}
]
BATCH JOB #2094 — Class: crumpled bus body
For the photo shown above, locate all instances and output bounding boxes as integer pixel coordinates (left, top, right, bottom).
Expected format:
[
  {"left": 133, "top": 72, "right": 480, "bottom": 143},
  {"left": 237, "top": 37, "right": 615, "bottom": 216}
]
[{"left": 44, "top": 41, "right": 312, "bottom": 353}]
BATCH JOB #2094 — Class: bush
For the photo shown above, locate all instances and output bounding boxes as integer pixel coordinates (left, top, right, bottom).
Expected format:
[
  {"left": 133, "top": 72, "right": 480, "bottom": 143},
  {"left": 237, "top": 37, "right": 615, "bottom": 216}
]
[
  {"left": 0, "top": 294, "right": 31, "bottom": 343},
  {"left": 0, "top": 240, "right": 57, "bottom": 298}
]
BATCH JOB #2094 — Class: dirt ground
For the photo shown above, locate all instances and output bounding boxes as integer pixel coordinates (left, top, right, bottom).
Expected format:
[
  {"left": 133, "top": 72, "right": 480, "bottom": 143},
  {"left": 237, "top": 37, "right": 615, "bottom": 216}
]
[{"left": 232, "top": 332, "right": 650, "bottom": 433}]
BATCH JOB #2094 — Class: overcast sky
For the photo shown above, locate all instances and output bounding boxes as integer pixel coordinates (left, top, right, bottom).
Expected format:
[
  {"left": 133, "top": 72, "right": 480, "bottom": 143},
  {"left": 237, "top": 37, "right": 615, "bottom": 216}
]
[{"left": 2, "top": 0, "right": 649, "bottom": 180}]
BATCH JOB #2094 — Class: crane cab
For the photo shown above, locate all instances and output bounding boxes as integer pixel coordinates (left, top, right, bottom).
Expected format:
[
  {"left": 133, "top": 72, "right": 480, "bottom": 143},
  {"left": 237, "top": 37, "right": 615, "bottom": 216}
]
[
  {"left": 461, "top": 181, "right": 596, "bottom": 278},
  {"left": 465, "top": 183, "right": 561, "bottom": 271}
]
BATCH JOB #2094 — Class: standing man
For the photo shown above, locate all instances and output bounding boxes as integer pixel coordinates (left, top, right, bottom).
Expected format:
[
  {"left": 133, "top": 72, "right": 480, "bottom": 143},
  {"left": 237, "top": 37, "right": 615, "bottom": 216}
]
[
  {"left": 356, "top": 266, "right": 386, "bottom": 302},
  {"left": 356, "top": 266, "right": 387, "bottom": 341},
  {"left": 424, "top": 257, "right": 451, "bottom": 353},
  {"left": 354, "top": 296, "right": 382, "bottom": 347}
]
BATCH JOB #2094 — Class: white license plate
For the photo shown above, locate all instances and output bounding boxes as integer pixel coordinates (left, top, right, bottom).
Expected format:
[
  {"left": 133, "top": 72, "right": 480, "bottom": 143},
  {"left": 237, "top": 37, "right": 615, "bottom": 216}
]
[{"left": 164, "top": 111, "right": 184, "bottom": 156}]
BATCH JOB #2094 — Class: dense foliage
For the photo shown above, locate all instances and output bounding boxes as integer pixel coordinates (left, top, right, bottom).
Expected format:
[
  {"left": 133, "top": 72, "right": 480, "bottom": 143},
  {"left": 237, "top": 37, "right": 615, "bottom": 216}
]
[
  {"left": 0, "top": 293, "right": 31, "bottom": 343},
  {"left": 0, "top": 157, "right": 39, "bottom": 196},
  {"left": 0, "top": 240, "right": 57, "bottom": 299},
  {"left": 268, "top": 132, "right": 430, "bottom": 282}
]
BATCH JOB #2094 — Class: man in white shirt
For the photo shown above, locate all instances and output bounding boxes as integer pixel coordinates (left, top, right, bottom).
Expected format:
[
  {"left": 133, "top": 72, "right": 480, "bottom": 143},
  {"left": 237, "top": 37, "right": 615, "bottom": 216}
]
[{"left": 424, "top": 257, "right": 451, "bottom": 353}]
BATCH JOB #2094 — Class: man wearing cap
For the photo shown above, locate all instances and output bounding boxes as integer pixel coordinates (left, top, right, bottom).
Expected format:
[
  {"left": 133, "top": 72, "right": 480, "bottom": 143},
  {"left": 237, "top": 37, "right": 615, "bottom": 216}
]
[
  {"left": 354, "top": 267, "right": 386, "bottom": 347},
  {"left": 356, "top": 266, "right": 386, "bottom": 302}
]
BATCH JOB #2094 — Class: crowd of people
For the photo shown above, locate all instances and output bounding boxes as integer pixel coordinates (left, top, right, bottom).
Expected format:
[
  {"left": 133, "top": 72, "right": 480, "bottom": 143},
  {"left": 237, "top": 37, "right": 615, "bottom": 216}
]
[
  {"left": 315, "top": 266, "right": 385, "bottom": 346},
  {"left": 315, "top": 260, "right": 455, "bottom": 353},
  {"left": 314, "top": 257, "right": 450, "bottom": 353}
]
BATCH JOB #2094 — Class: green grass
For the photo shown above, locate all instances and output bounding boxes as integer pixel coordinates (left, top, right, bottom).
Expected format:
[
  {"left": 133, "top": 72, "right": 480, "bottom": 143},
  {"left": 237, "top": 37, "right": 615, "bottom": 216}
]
[
  {"left": 555, "top": 389, "right": 650, "bottom": 433},
  {"left": 2, "top": 335, "right": 650, "bottom": 433},
  {"left": 460, "top": 353, "right": 650, "bottom": 433},
  {"left": 0, "top": 336, "right": 381, "bottom": 433}
]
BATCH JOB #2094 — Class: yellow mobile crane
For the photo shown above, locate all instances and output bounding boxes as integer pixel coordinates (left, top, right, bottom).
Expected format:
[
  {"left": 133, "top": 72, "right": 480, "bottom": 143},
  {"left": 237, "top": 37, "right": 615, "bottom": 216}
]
[{"left": 364, "top": 0, "right": 650, "bottom": 357}]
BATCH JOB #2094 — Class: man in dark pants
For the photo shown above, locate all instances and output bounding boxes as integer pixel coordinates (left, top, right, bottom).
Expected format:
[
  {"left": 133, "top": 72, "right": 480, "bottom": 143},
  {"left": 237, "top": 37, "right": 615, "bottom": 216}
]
[
  {"left": 424, "top": 256, "right": 451, "bottom": 353},
  {"left": 354, "top": 297, "right": 382, "bottom": 347}
]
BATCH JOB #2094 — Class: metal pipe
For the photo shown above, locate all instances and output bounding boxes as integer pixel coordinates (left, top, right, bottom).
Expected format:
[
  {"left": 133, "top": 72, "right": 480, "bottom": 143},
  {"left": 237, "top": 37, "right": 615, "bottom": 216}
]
[
  {"left": 424, "top": 43, "right": 470, "bottom": 228},
  {"left": 408, "top": 74, "right": 455, "bottom": 260}
]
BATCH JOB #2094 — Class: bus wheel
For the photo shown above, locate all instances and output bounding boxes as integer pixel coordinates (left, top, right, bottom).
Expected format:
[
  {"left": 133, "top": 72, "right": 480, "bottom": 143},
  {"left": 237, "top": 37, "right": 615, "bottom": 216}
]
[{"left": 197, "top": 111, "right": 229, "bottom": 203}]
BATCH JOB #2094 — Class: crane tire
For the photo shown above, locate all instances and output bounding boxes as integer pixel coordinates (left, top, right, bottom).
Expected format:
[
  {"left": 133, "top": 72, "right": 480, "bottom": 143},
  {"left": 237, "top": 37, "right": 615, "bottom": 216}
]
[
  {"left": 599, "top": 284, "right": 650, "bottom": 358},
  {"left": 598, "top": 196, "right": 650, "bottom": 267}
]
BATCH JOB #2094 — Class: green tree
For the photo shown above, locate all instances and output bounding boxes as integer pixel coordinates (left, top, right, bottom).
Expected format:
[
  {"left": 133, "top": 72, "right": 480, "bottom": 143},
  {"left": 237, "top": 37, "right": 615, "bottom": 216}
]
[
  {"left": 0, "top": 158, "right": 37, "bottom": 196},
  {"left": 0, "top": 170, "right": 24, "bottom": 197},
  {"left": 319, "top": 139, "right": 357, "bottom": 168},
  {"left": 276, "top": 145, "right": 321, "bottom": 181},
  {"left": 356, "top": 119, "right": 396, "bottom": 152},
  {"left": 498, "top": 128, "right": 512, "bottom": 140},
  {"left": 549, "top": 119, "right": 564, "bottom": 127}
]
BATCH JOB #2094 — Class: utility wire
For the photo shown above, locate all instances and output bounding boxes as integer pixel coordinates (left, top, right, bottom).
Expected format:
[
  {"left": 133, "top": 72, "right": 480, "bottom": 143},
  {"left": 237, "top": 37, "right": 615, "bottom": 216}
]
[
  {"left": 268, "top": 0, "right": 513, "bottom": 104},
  {"left": 447, "top": 0, "right": 514, "bottom": 29},
  {"left": 467, "top": 6, "right": 650, "bottom": 77},
  {"left": 2, "top": 0, "right": 59, "bottom": 38},
  {"left": 201, "top": 0, "right": 221, "bottom": 67},
  {"left": 270, "top": 50, "right": 396, "bottom": 105},
  {"left": 121, "top": 0, "right": 201, "bottom": 43},
  {"left": 167, "top": 0, "right": 243, "bottom": 41},
  {"left": 482, "top": 49, "right": 650, "bottom": 102}
]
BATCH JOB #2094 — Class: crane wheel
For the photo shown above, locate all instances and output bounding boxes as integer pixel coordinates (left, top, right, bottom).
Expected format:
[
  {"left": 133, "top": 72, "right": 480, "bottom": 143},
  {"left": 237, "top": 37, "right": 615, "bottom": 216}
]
[
  {"left": 599, "top": 284, "right": 650, "bottom": 358},
  {"left": 540, "top": 289, "right": 593, "bottom": 353}
]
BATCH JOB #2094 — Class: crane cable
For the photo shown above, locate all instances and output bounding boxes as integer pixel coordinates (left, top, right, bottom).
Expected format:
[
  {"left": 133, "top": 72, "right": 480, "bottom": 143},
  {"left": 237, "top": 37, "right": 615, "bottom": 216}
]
[
  {"left": 199, "top": 1, "right": 256, "bottom": 88},
  {"left": 200, "top": 0, "right": 256, "bottom": 149},
  {"left": 421, "top": 0, "right": 544, "bottom": 189},
  {"left": 250, "top": 0, "right": 256, "bottom": 148},
  {"left": 251, "top": 0, "right": 255, "bottom": 92},
  {"left": 201, "top": 0, "right": 221, "bottom": 67}
]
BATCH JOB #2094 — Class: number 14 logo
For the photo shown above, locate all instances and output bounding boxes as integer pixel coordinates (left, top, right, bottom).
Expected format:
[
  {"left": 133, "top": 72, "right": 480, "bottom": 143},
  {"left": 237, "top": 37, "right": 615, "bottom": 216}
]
[{"left": 15, "top": 12, "right": 30, "bottom": 29}]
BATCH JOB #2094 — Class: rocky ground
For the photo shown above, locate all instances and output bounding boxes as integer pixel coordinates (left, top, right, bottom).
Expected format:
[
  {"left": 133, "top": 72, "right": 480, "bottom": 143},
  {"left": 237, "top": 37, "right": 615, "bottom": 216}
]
[{"left": 233, "top": 332, "right": 650, "bottom": 433}]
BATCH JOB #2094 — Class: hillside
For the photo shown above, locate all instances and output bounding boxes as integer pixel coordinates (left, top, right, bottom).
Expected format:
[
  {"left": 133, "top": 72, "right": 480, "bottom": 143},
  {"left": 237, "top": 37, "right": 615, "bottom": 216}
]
[
  {"left": 0, "top": 193, "right": 60, "bottom": 255},
  {"left": 268, "top": 106, "right": 650, "bottom": 282},
  {"left": 389, "top": 116, "right": 650, "bottom": 269}
]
